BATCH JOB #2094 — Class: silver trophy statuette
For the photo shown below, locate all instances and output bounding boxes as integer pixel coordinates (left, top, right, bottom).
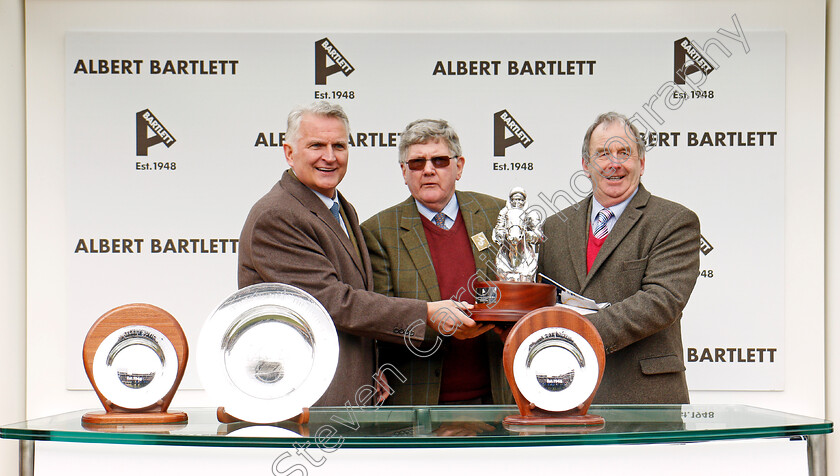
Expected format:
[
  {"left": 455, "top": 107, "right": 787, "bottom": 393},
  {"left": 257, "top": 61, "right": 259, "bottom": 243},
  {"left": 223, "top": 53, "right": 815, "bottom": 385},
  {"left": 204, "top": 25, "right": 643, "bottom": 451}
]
[{"left": 492, "top": 187, "right": 545, "bottom": 282}]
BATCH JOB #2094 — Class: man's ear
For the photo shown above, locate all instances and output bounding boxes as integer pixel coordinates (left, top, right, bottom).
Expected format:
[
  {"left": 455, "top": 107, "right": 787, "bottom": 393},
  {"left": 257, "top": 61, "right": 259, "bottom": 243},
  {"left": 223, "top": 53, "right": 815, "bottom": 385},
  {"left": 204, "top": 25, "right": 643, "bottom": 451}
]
[
  {"left": 401, "top": 162, "right": 410, "bottom": 185},
  {"left": 283, "top": 143, "right": 294, "bottom": 167}
]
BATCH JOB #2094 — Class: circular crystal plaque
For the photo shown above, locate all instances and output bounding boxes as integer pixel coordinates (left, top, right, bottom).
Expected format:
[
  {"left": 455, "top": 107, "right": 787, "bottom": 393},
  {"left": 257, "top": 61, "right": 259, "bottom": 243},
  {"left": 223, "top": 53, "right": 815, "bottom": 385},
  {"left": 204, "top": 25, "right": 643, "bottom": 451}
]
[
  {"left": 82, "top": 303, "right": 189, "bottom": 424},
  {"left": 92, "top": 325, "right": 179, "bottom": 409},
  {"left": 198, "top": 283, "right": 338, "bottom": 424},
  {"left": 512, "top": 327, "right": 599, "bottom": 412}
]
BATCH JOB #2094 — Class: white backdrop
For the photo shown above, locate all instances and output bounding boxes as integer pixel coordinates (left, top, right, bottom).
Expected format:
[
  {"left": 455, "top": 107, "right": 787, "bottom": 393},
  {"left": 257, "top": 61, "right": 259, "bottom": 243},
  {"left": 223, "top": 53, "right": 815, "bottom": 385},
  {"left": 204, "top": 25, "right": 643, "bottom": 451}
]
[
  {"left": 64, "top": 30, "right": 784, "bottom": 391},
  {"left": 23, "top": 0, "right": 825, "bottom": 422}
]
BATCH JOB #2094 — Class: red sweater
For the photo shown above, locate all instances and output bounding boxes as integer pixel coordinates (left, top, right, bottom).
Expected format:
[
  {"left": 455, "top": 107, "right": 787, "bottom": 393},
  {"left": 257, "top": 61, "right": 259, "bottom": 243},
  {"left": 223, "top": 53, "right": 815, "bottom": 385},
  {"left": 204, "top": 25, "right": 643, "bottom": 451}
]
[
  {"left": 587, "top": 222, "right": 608, "bottom": 272},
  {"left": 421, "top": 212, "right": 491, "bottom": 402}
]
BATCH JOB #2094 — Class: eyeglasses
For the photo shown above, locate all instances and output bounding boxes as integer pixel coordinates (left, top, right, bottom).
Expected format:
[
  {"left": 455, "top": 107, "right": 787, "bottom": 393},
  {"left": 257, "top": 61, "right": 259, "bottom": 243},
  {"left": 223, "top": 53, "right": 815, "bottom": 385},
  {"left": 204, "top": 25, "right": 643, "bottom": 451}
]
[
  {"left": 404, "top": 156, "right": 455, "bottom": 171},
  {"left": 589, "top": 150, "right": 635, "bottom": 162}
]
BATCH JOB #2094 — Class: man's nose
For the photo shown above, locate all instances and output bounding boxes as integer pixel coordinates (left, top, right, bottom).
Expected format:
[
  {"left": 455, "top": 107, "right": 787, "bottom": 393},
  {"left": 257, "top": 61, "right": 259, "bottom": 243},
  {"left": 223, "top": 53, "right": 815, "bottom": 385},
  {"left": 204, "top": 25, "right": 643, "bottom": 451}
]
[
  {"left": 605, "top": 152, "right": 625, "bottom": 169},
  {"left": 323, "top": 146, "right": 338, "bottom": 161},
  {"left": 422, "top": 159, "right": 436, "bottom": 174}
]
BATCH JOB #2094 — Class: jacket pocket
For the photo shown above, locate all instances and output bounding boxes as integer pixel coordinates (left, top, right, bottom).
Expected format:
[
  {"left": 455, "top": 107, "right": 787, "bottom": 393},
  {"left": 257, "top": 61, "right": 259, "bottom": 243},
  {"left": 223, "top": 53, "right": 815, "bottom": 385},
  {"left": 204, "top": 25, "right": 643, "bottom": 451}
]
[
  {"left": 621, "top": 256, "right": 648, "bottom": 271},
  {"left": 639, "top": 354, "right": 686, "bottom": 375}
]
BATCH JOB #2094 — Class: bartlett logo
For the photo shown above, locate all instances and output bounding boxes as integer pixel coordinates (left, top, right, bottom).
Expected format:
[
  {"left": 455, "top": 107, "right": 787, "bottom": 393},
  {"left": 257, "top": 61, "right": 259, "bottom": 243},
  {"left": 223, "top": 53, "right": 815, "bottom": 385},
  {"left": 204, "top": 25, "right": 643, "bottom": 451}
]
[
  {"left": 699, "top": 234, "right": 714, "bottom": 256},
  {"left": 674, "top": 37, "right": 716, "bottom": 85},
  {"left": 493, "top": 109, "right": 533, "bottom": 157},
  {"left": 315, "top": 37, "right": 355, "bottom": 85},
  {"left": 136, "top": 109, "right": 176, "bottom": 156}
]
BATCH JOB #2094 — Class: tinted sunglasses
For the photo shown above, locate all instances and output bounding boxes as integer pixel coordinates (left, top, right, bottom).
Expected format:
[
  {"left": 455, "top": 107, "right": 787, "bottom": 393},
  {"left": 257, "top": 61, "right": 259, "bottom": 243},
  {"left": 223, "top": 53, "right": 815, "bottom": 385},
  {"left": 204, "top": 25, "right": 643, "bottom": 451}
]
[{"left": 405, "top": 156, "right": 455, "bottom": 171}]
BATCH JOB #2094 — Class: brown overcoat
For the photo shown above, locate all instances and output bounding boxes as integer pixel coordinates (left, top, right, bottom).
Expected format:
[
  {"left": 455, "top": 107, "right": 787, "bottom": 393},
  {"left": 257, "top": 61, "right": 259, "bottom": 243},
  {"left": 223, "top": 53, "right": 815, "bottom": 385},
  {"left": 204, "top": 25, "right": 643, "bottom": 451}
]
[{"left": 238, "top": 170, "right": 428, "bottom": 406}]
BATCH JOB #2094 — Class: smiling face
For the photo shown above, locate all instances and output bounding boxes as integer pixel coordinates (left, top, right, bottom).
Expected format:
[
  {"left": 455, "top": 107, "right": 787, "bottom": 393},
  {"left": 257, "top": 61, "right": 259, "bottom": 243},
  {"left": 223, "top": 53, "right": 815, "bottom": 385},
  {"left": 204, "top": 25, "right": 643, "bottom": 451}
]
[
  {"left": 401, "top": 139, "right": 464, "bottom": 212},
  {"left": 284, "top": 113, "right": 349, "bottom": 198},
  {"left": 582, "top": 121, "right": 645, "bottom": 207}
]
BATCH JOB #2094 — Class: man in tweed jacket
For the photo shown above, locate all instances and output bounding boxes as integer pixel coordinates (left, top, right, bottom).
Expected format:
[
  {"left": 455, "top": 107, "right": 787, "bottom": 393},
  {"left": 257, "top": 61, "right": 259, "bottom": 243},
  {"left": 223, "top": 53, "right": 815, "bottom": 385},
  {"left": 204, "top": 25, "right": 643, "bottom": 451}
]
[
  {"left": 361, "top": 119, "right": 513, "bottom": 405},
  {"left": 538, "top": 112, "right": 700, "bottom": 404}
]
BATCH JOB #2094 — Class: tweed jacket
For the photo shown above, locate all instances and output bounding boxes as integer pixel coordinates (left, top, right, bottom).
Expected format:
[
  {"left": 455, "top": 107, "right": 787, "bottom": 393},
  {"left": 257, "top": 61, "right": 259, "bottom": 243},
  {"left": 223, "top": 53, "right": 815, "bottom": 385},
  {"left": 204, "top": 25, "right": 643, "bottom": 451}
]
[
  {"left": 361, "top": 191, "right": 514, "bottom": 405},
  {"left": 238, "top": 170, "right": 428, "bottom": 406},
  {"left": 537, "top": 184, "right": 700, "bottom": 404}
]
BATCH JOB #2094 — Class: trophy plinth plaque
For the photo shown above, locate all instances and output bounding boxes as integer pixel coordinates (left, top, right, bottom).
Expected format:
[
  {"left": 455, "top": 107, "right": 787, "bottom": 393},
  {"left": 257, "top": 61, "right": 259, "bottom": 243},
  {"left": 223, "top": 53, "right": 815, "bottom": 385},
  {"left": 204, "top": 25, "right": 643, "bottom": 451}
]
[
  {"left": 471, "top": 281, "right": 556, "bottom": 322},
  {"left": 502, "top": 306, "right": 605, "bottom": 427},
  {"left": 81, "top": 303, "right": 188, "bottom": 425}
]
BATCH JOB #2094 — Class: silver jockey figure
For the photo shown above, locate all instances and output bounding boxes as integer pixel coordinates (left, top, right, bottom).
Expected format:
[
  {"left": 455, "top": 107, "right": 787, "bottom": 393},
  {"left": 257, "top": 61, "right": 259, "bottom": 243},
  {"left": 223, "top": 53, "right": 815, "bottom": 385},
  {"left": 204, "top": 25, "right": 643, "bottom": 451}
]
[{"left": 492, "top": 187, "right": 545, "bottom": 282}]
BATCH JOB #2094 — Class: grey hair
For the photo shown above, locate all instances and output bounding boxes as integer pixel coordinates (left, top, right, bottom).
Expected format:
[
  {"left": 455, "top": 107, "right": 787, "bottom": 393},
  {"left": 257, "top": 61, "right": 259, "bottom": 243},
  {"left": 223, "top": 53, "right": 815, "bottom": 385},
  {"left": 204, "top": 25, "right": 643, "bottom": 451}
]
[
  {"left": 398, "top": 119, "right": 462, "bottom": 164},
  {"left": 285, "top": 101, "right": 351, "bottom": 146},
  {"left": 580, "top": 112, "right": 645, "bottom": 161}
]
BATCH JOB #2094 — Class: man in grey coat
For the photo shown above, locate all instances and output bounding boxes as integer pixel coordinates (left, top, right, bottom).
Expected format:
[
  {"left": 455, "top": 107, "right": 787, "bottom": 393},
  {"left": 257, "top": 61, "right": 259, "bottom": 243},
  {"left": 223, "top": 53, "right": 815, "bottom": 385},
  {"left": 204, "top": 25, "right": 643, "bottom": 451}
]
[
  {"left": 238, "top": 102, "right": 478, "bottom": 407},
  {"left": 538, "top": 111, "right": 701, "bottom": 404}
]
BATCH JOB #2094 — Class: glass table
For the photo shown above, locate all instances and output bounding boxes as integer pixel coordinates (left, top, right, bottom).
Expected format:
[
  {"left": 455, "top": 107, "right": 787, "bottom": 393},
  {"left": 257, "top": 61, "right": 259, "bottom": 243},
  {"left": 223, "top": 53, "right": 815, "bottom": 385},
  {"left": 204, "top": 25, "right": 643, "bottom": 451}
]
[{"left": 1, "top": 404, "right": 832, "bottom": 475}]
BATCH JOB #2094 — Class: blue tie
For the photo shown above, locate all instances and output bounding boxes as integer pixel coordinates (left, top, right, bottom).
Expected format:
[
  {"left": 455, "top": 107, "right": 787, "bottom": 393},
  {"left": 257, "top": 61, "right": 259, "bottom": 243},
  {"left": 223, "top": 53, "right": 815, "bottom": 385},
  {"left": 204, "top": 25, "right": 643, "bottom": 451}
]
[
  {"left": 593, "top": 208, "right": 614, "bottom": 239},
  {"left": 330, "top": 202, "right": 342, "bottom": 226},
  {"left": 432, "top": 212, "right": 446, "bottom": 229}
]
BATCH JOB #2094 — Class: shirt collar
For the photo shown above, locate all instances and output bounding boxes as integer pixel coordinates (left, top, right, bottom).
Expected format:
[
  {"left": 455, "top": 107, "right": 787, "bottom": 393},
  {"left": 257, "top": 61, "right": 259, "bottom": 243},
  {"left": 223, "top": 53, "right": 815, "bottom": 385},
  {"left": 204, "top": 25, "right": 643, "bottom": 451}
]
[
  {"left": 590, "top": 186, "right": 639, "bottom": 228},
  {"left": 415, "top": 194, "right": 459, "bottom": 229},
  {"left": 310, "top": 188, "right": 341, "bottom": 211}
]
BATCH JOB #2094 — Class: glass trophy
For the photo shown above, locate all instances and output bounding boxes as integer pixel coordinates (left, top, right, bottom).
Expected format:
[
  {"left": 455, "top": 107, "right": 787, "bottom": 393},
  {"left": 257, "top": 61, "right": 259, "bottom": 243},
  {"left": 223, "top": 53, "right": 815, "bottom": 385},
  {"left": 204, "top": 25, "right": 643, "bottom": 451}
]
[{"left": 198, "top": 283, "right": 338, "bottom": 425}]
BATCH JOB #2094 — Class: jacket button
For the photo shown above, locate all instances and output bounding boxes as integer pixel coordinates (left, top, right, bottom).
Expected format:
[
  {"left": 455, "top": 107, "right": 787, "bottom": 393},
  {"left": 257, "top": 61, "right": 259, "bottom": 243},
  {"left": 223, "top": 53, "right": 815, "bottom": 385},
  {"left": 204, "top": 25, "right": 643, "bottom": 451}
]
[{"left": 434, "top": 369, "right": 441, "bottom": 377}]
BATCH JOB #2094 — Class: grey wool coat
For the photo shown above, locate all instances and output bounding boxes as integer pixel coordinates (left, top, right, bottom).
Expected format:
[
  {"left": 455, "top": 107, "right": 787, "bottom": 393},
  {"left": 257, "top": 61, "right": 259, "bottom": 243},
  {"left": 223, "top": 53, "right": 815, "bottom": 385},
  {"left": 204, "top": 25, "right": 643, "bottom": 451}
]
[{"left": 538, "top": 184, "right": 701, "bottom": 404}]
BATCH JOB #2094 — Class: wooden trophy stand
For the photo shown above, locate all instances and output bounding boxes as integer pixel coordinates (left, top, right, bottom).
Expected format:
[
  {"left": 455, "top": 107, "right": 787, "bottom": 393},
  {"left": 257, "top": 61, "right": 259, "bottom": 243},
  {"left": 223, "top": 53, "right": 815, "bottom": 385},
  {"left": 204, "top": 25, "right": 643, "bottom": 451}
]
[
  {"left": 502, "top": 306, "right": 605, "bottom": 427},
  {"left": 216, "top": 407, "right": 310, "bottom": 426},
  {"left": 82, "top": 303, "right": 189, "bottom": 425},
  {"left": 470, "top": 281, "right": 557, "bottom": 323},
  {"left": 216, "top": 410, "right": 312, "bottom": 437}
]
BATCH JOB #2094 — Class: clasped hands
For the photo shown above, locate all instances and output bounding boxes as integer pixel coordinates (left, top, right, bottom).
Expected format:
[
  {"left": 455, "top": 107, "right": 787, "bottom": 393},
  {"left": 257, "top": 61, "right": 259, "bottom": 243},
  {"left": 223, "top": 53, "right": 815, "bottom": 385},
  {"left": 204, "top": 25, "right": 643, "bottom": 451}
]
[{"left": 425, "top": 300, "right": 494, "bottom": 340}]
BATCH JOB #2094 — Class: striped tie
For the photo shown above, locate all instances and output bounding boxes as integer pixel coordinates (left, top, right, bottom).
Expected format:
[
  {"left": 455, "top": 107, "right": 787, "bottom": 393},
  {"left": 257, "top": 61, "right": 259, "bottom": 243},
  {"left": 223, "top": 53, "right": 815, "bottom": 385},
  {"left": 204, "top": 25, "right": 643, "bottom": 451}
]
[
  {"left": 593, "top": 208, "right": 614, "bottom": 239},
  {"left": 432, "top": 212, "right": 447, "bottom": 229}
]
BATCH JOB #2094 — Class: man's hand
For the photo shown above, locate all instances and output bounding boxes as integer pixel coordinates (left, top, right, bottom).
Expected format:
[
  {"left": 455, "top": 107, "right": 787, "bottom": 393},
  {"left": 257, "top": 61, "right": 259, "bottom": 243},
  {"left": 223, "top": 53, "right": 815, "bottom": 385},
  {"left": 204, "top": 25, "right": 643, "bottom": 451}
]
[
  {"left": 426, "top": 300, "right": 494, "bottom": 340},
  {"left": 492, "top": 325, "right": 512, "bottom": 342},
  {"left": 374, "top": 370, "right": 391, "bottom": 404},
  {"left": 432, "top": 420, "right": 496, "bottom": 436}
]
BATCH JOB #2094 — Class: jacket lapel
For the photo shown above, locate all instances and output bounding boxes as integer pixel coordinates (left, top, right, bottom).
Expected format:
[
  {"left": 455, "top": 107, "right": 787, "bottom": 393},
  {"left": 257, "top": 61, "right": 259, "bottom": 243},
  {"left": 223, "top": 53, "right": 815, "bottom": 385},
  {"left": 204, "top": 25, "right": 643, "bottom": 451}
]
[
  {"left": 337, "top": 189, "right": 370, "bottom": 284},
  {"left": 582, "top": 184, "right": 650, "bottom": 291},
  {"left": 398, "top": 198, "right": 441, "bottom": 301},
  {"left": 281, "top": 171, "right": 367, "bottom": 280},
  {"left": 567, "top": 197, "right": 591, "bottom": 289},
  {"left": 456, "top": 191, "right": 493, "bottom": 276}
]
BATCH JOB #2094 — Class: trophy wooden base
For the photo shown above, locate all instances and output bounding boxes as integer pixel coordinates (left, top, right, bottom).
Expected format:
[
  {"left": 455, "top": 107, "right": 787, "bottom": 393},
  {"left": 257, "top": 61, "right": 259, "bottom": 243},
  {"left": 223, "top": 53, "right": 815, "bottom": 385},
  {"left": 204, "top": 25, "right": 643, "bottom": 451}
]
[
  {"left": 81, "top": 409, "right": 188, "bottom": 425},
  {"left": 503, "top": 307, "right": 606, "bottom": 427},
  {"left": 503, "top": 411, "right": 605, "bottom": 427},
  {"left": 471, "top": 281, "right": 557, "bottom": 323},
  {"left": 216, "top": 407, "right": 310, "bottom": 425},
  {"left": 81, "top": 303, "right": 189, "bottom": 426}
]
